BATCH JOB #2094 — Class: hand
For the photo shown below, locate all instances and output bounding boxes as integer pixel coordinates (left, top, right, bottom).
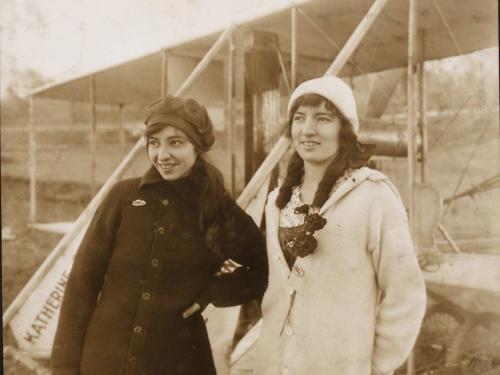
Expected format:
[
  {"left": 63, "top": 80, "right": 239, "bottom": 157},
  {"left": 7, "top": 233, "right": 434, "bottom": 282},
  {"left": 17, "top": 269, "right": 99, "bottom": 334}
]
[
  {"left": 182, "top": 302, "right": 201, "bottom": 319},
  {"left": 215, "top": 259, "right": 240, "bottom": 276}
]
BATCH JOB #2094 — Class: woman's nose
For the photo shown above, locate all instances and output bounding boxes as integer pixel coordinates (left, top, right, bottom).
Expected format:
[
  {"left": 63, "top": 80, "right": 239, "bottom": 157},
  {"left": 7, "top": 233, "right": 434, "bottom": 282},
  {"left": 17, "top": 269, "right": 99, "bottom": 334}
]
[
  {"left": 158, "top": 145, "right": 171, "bottom": 160},
  {"left": 302, "top": 117, "right": 317, "bottom": 135}
]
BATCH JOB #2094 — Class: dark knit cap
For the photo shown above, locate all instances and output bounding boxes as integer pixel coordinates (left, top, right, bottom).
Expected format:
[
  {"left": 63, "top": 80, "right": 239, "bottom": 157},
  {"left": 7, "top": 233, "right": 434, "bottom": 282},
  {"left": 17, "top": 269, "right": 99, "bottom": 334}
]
[{"left": 144, "top": 95, "right": 215, "bottom": 152}]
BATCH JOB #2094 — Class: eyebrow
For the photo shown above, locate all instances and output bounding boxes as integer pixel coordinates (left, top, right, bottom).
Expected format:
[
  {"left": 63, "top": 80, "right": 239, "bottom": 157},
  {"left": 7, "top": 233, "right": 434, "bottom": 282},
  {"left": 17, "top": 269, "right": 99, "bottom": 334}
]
[
  {"left": 294, "top": 110, "right": 337, "bottom": 116},
  {"left": 148, "top": 135, "right": 187, "bottom": 141}
]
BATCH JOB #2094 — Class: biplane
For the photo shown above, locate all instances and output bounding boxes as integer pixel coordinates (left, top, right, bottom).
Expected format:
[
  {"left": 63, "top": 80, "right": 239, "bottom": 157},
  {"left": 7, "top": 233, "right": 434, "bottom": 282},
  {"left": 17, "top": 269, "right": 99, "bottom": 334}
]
[{"left": 3, "top": 0, "right": 499, "bottom": 373}]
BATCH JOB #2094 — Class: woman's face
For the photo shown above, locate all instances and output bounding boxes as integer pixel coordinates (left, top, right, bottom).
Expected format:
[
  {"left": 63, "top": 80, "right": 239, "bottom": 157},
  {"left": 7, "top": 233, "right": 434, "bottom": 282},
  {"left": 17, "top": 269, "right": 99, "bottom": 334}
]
[
  {"left": 147, "top": 125, "right": 197, "bottom": 180},
  {"left": 291, "top": 101, "right": 342, "bottom": 167}
]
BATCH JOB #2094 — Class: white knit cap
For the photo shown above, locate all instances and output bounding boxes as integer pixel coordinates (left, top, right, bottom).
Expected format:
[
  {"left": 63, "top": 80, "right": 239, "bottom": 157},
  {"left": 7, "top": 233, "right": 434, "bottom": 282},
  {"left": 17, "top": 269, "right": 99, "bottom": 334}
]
[{"left": 287, "top": 75, "right": 359, "bottom": 134}]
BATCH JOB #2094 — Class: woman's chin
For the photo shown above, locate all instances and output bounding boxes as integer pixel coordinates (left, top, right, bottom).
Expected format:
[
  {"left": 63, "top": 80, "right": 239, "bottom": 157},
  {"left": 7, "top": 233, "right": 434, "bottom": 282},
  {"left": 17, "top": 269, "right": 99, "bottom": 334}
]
[
  {"left": 300, "top": 155, "right": 335, "bottom": 166},
  {"left": 156, "top": 167, "right": 181, "bottom": 181}
]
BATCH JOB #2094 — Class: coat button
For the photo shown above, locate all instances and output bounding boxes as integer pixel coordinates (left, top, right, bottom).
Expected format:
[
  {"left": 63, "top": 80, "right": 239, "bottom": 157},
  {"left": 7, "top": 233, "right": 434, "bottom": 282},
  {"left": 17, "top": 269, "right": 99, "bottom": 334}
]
[
  {"left": 162, "top": 199, "right": 169, "bottom": 206},
  {"left": 142, "top": 292, "right": 151, "bottom": 300},
  {"left": 284, "top": 326, "right": 294, "bottom": 337},
  {"left": 151, "top": 258, "right": 160, "bottom": 267},
  {"left": 287, "top": 286, "right": 295, "bottom": 295},
  {"left": 133, "top": 326, "right": 143, "bottom": 334},
  {"left": 128, "top": 356, "right": 137, "bottom": 365},
  {"left": 292, "top": 264, "right": 305, "bottom": 277},
  {"left": 157, "top": 227, "right": 165, "bottom": 235}
]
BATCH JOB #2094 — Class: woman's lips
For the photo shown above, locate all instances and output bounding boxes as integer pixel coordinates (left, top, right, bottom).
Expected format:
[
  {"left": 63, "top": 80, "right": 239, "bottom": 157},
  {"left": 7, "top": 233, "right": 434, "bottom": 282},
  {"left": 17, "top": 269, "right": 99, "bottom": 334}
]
[
  {"left": 300, "top": 141, "right": 320, "bottom": 149},
  {"left": 158, "top": 162, "right": 177, "bottom": 172}
]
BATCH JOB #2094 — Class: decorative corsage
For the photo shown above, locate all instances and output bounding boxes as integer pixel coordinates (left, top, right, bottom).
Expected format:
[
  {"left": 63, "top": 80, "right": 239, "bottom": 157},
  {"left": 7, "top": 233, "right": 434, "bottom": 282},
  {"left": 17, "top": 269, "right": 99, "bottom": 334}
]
[{"left": 285, "top": 205, "right": 327, "bottom": 258}]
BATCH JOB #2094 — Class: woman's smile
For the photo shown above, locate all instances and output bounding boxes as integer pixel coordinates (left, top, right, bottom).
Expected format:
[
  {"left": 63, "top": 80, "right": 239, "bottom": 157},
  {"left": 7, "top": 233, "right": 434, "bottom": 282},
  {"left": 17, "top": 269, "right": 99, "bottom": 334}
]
[
  {"left": 156, "top": 160, "right": 178, "bottom": 172},
  {"left": 299, "top": 140, "right": 321, "bottom": 150}
]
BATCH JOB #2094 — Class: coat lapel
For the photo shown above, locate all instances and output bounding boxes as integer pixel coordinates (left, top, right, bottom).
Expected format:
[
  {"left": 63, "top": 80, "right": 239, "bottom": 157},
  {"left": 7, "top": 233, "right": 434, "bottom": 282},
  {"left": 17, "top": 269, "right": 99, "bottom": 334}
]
[
  {"left": 266, "top": 192, "right": 292, "bottom": 281},
  {"left": 320, "top": 167, "right": 377, "bottom": 215}
]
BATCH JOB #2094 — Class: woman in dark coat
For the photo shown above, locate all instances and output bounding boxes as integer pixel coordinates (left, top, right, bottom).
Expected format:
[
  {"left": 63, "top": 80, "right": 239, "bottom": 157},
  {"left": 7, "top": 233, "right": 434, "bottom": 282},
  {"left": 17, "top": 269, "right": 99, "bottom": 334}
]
[{"left": 51, "top": 95, "right": 268, "bottom": 375}]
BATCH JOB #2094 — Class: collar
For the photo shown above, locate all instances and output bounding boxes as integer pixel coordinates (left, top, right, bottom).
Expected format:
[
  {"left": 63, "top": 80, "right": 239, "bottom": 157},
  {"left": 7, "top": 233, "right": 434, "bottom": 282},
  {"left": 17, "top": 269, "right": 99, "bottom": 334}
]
[
  {"left": 268, "top": 167, "right": 389, "bottom": 220},
  {"left": 139, "top": 165, "right": 199, "bottom": 203},
  {"left": 266, "top": 167, "right": 392, "bottom": 284},
  {"left": 319, "top": 167, "right": 386, "bottom": 214},
  {"left": 139, "top": 166, "right": 166, "bottom": 188}
]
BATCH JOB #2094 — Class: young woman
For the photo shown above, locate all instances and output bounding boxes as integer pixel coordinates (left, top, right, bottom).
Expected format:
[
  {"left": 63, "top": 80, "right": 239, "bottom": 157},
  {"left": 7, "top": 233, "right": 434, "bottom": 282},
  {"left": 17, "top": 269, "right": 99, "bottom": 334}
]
[
  {"left": 254, "top": 76, "right": 426, "bottom": 375},
  {"left": 51, "top": 96, "right": 268, "bottom": 375}
]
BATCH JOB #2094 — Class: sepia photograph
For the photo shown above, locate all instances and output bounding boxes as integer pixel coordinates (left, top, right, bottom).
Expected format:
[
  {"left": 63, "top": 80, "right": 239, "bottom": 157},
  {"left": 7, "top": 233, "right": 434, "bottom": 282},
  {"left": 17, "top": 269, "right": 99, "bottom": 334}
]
[{"left": 2, "top": 0, "right": 499, "bottom": 374}]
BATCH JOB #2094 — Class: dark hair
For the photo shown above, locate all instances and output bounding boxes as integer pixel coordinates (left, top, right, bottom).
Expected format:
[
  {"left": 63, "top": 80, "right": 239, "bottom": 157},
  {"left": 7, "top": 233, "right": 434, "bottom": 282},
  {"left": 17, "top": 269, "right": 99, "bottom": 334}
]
[
  {"left": 276, "top": 94, "right": 373, "bottom": 209},
  {"left": 190, "top": 156, "right": 238, "bottom": 261},
  {"left": 145, "top": 123, "right": 235, "bottom": 261}
]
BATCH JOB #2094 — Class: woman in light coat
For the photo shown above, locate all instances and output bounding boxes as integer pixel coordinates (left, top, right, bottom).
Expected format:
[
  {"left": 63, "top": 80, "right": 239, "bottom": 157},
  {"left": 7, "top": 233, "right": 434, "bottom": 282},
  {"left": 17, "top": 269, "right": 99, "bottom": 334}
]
[{"left": 254, "top": 76, "right": 426, "bottom": 375}]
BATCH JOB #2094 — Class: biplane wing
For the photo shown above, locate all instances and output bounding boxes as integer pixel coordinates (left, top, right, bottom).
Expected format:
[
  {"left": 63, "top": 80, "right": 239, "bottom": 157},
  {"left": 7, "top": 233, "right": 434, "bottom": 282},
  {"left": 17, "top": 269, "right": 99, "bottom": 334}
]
[{"left": 27, "top": 0, "right": 497, "bottom": 105}]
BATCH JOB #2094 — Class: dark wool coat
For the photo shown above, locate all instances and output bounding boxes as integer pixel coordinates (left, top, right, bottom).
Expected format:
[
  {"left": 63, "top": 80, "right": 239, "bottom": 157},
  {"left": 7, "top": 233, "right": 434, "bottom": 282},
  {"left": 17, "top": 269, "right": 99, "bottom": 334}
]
[{"left": 51, "top": 167, "right": 268, "bottom": 375}]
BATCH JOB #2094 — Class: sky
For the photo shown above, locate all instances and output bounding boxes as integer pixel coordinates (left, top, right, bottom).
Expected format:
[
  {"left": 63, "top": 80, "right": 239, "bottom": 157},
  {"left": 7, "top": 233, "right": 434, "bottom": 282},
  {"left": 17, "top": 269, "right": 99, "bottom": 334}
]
[
  {"left": 1, "top": 0, "right": 498, "bottom": 98},
  {"left": 0, "top": 0, "right": 273, "bottom": 95}
]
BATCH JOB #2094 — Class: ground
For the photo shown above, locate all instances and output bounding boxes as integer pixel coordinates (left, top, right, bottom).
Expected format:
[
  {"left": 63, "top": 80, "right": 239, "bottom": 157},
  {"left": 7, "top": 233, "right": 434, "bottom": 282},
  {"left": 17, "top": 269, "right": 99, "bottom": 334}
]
[{"left": 2, "top": 177, "right": 87, "bottom": 374}]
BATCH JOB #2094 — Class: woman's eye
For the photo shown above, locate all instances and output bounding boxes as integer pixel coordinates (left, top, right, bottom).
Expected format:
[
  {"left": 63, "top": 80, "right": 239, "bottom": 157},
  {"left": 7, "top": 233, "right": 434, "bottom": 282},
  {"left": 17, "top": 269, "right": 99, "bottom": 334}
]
[
  {"left": 293, "top": 114, "right": 305, "bottom": 122},
  {"left": 170, "top": 140, "right": 183, "bottom": 147},
  {"left": 317, "top": 116, "right": 331, "bottom": 122},
  {"left": 148, "top": 140, "right": 159, "bottom": 147}
]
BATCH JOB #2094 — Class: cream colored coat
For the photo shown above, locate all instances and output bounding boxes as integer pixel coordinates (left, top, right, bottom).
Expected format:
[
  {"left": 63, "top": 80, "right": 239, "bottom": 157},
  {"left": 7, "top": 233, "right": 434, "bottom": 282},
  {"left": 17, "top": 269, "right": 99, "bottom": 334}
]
[{"left": 254, "top": 167, "right": 426, "bottom": 375}]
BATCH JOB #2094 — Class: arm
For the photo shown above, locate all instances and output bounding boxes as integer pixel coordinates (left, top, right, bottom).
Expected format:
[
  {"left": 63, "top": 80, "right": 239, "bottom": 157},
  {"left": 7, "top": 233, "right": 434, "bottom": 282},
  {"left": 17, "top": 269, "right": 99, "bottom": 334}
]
[
  {"left": 196, "top": 203, "right": 268, "bottom": 308},
  {"left": 370, "top": 188, "right": 427, "bottom": 374},
  {"left": 51, "top": 183, "right": 123, "bottom": 375}
]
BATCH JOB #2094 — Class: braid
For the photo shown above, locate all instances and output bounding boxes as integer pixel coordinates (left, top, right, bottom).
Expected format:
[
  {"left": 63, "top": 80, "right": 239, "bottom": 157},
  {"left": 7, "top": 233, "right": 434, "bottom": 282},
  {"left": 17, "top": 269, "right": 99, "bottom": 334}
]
[
  {"left": 312, "top": 151, "right": 349, "bottom": 208},
  {"left": 275, "top": 152, "right": 304, "bottom": 209},
  {"left": 190, "top": 157, "right": 233, "bottom": 261}
]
